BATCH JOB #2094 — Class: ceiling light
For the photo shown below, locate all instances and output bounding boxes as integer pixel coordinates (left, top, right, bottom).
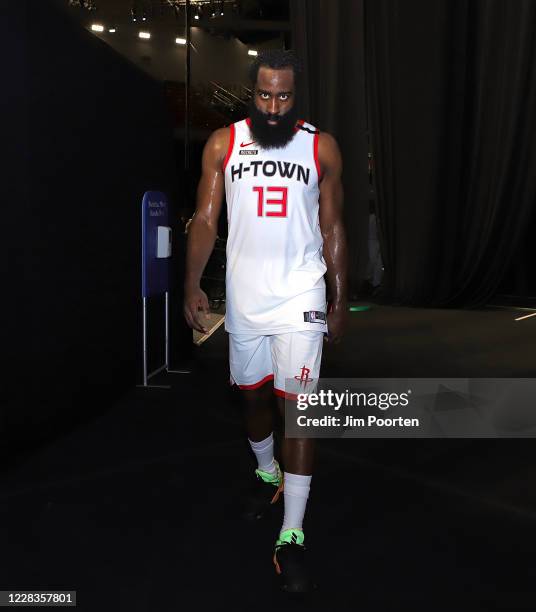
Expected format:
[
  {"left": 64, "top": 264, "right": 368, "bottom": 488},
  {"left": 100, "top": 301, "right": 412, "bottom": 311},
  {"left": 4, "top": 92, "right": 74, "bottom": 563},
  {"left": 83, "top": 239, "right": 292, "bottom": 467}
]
[
  {"left": 248, "top": 49, "right": 258, "bottom": 57},
  {"left": 176, "top": 37, "right": 186, "bottom": 45},
  {"left": 109, "top": 28, "right": 116, "bottom": 33},
  {"left": 91, "top": 24, "right": 104, "bottom": 32},
  {"left": 139, "top": 31, "right": 151, "bottom": 39}
]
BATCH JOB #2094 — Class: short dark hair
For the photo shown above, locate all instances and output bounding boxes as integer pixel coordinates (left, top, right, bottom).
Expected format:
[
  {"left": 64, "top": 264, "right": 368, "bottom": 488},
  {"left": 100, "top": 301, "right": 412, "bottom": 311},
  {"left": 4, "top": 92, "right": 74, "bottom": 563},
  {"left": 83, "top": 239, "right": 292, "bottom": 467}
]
[{"left": 248, "top": 49, "right": 303, "bottom": 89}]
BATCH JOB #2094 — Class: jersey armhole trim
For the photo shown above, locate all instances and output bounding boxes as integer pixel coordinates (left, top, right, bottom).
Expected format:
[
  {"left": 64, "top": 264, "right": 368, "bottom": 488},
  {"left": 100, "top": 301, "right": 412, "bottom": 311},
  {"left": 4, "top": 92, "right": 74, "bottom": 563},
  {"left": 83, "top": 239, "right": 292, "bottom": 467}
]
[
  {"left": 295, "top": 118, "right": 305, "bottom": 133},
  {"left": 222, "top": 123, "right": 235, "bottom": 172},
  {"left": 314, "top": 131, "right": 322, "bottom": 182}
]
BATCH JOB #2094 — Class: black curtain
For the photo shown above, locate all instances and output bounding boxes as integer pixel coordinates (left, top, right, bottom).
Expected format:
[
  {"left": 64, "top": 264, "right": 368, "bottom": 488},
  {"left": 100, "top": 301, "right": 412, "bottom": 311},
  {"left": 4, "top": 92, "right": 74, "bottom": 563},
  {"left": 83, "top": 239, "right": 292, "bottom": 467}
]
[
  {"left": 2, "top": 0, "right": 191, "bottom": 456},
  {"left": 366, "top": 0, "right": 536, "bottom": 306},
  {"left": 290, "top": 0, "right": 370, "bottom": 298}
]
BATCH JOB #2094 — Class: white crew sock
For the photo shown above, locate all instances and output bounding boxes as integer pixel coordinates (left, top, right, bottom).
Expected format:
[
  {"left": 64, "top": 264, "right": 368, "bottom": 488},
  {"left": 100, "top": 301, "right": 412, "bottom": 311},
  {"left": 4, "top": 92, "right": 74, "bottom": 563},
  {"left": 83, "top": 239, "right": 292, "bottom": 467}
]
[
  {"left": 281, "top": 472, "right": 312, "bottom": 534},
  {"left": 248, "top": 433, "right": 277, "bottom": 475}
]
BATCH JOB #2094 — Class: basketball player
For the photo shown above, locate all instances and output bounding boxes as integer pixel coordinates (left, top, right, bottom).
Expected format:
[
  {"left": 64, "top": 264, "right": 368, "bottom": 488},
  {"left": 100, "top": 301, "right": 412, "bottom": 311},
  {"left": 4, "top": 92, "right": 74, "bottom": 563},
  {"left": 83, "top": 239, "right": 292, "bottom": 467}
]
[{"left": 184, "top": 49, "right": 347, "bottom": 592}]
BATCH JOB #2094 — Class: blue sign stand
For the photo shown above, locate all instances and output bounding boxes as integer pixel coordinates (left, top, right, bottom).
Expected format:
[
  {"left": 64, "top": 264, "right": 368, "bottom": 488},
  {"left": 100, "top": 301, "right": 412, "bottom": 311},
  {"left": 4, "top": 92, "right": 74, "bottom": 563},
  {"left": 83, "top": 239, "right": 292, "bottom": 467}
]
[{"left": 138, "top": 191, "right": 190, "bottom": 389}]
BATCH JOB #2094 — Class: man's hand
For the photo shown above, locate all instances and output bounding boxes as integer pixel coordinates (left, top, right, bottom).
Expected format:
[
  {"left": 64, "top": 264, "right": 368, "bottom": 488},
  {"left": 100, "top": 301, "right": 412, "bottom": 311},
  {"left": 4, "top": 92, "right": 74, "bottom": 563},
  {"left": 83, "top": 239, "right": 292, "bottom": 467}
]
[
  {"left": 325, "top": 306, "right": 347, "bottom": 344},
  {"left": 184, "top": 286, "right": 211, "bottom": 333}
]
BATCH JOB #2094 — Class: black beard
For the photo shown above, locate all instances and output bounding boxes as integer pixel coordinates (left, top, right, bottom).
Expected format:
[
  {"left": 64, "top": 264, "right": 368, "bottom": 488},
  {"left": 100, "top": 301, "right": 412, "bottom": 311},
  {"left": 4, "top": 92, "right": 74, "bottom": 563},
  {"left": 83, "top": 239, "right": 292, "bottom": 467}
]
[{"left": 247, "top": 100, "right": 300, "bottom": 149}]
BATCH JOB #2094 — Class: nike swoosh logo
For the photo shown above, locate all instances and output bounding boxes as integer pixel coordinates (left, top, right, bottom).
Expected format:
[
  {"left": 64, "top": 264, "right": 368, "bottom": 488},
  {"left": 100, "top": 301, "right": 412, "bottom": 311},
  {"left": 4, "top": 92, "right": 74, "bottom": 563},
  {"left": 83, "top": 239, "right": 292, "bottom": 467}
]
[{"left": 240, "top": 141, "right": 256, "bottom": 147}]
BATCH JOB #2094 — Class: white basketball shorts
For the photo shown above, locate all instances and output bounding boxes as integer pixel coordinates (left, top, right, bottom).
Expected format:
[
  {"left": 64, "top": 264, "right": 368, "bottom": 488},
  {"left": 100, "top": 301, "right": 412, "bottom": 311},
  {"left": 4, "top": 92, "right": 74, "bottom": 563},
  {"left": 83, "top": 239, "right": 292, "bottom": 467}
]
[{"left": 228, "top": 330, "right": 324, "bottom": 399}]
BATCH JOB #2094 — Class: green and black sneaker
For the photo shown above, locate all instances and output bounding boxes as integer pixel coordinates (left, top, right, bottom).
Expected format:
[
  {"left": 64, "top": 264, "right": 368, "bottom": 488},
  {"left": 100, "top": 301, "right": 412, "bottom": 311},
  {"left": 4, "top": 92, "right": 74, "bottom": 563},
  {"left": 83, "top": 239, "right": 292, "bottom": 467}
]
[
  {"left": 273, "top": 528, "right": 315, "bottom": 593},
  {"left": 241, "top": 460, "right": 284, "bottom": 521}
]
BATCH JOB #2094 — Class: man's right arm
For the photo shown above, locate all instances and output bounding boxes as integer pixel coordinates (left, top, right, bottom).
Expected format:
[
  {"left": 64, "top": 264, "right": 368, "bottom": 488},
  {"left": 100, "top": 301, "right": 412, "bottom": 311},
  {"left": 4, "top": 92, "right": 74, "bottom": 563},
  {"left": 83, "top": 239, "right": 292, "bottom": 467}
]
[{"left": 183, "top": 127, "right": 229, "bottom": 333}]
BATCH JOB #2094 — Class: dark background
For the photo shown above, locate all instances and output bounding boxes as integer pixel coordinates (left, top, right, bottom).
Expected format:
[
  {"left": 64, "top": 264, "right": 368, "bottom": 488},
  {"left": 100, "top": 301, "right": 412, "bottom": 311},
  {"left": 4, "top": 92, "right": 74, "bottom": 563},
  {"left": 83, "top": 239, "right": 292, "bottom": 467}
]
[
  {"left": 2, "top": 0, "right": 190, "bottom": 457},
  {"left": 3, "top": 0, "right": 536, "bottom": 459},
  {"left": 2, "top": 2, "right": 536, "bottom": 608},
  {"left": 292, "top": 0, "right": 536, "bottom": 306}
]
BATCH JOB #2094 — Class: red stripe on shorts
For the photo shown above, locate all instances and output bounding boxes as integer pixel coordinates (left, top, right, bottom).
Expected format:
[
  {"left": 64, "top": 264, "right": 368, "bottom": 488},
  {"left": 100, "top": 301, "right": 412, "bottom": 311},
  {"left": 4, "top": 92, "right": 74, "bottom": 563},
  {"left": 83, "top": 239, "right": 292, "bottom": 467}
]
[{"left": 238, "top": 373, "right": 274, "bottom": 390}]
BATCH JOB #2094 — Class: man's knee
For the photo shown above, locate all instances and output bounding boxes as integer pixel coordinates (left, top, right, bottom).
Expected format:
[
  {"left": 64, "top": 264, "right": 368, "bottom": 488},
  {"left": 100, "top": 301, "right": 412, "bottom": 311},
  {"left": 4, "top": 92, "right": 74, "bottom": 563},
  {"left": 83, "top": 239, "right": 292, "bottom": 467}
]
[
  {"left": 241, "top": 381, "right": 274, "bottom": 408},
  {"left": 276, "top": 396, "right": 296, "bottom": 420}
]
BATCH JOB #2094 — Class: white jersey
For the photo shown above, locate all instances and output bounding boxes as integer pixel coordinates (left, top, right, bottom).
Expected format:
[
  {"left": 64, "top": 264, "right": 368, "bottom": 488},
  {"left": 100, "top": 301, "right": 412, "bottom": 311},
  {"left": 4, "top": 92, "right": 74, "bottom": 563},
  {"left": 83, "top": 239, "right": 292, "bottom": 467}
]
[{"left": 223, "top": 118, "right": 328, "bottom": 334}]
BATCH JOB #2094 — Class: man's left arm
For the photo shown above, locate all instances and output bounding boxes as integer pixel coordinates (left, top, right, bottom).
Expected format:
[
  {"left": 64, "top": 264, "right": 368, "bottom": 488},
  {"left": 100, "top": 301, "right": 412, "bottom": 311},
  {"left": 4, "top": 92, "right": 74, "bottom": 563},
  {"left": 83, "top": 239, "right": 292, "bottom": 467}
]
[{"left": 318, "top": 132, "right": 348, "bottom": 343}]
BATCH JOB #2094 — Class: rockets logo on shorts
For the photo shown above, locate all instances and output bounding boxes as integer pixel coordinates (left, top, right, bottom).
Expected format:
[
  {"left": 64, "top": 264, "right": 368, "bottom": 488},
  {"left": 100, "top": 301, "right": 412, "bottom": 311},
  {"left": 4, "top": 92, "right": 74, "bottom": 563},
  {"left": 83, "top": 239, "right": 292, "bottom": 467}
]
[{"left": 294, "top": 365, "right": 313, "bottom": 384}]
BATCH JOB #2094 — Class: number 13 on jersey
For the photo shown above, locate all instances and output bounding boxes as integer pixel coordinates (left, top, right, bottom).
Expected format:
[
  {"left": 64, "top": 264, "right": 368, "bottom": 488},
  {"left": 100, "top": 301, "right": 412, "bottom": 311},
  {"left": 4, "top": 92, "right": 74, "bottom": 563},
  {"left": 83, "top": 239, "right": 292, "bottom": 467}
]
[{"left": 253, "top": 186, "right": 288, "bottom": 218}]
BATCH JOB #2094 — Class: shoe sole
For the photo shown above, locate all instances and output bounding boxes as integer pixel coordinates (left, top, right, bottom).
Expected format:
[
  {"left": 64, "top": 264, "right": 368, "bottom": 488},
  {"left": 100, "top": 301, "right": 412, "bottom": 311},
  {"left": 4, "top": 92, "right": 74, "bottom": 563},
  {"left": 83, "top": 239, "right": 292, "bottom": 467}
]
[
  {"left": 242, "top": 481, "right": 284, "bottom": 521},
  {"left": 270, "top": 481, "right": 284, "bottom": 504},
  {"left": 273, "top": 554, "right": 317, "bottom": 593}
]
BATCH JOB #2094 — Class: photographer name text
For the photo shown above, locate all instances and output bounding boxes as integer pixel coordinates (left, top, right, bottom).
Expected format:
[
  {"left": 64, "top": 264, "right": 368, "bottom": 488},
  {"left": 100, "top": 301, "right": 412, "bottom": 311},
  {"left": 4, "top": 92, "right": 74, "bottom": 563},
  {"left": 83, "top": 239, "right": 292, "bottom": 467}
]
[{"left": 296, "top": 415, "right": 420, "bottom": 428}]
